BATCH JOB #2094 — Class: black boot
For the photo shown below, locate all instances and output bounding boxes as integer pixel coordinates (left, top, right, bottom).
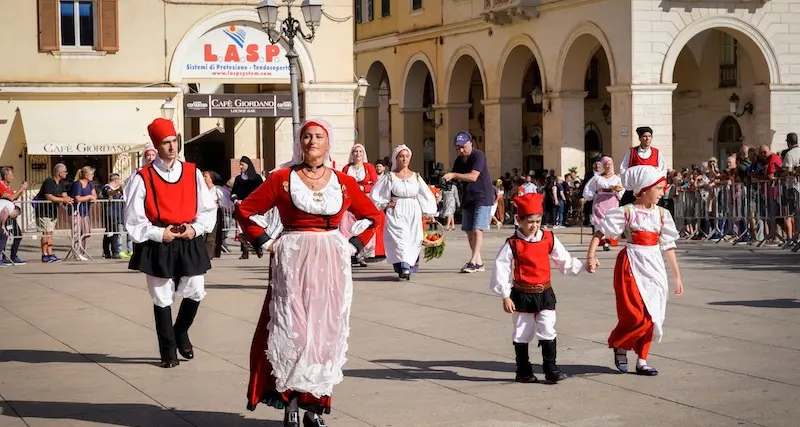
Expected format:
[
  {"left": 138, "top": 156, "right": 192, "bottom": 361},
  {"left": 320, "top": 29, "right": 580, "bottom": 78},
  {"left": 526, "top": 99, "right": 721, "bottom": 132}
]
[
  {"left": 284, "top": 394, "right": 300, "bottom": 427},
  {"left": 153, "top": 305, "right": 179, "bottom": 368},
  {"left": 540, "top": 339, "right": 568, "bottom": 383},
  {"left": 174, "top": 299, "right": 200, "bottom": 360},
  {"left": 303, "top": 412, "right": 328, "bottom": 427},
  {"left": 513, "top": 342, "right": 538, "bottom": 383}
]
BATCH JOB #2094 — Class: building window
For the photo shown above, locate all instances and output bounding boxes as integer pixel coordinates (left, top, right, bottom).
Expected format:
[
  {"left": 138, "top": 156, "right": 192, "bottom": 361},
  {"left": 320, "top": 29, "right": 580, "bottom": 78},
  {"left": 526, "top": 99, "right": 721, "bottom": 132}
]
[
  {"left": 60, "top": 0, "right": 95, "bottom": 48},
  {"left": 719, "top": 33, "right": 738, "bottom": 88},
  {"left": 584, "top": 56, "right": 599, "bottom": 99},
  {"left": 355, "top": 0, "right": 362, "bottom": 23},
  {"left": 367, "top": 0, "right": 374, "bottom": 21},
  {"left": 412, "top": 0, "right": 422, "bottom": 11},
  {"left": 381, "top": 0, "right": 391, "bottom": 17}
]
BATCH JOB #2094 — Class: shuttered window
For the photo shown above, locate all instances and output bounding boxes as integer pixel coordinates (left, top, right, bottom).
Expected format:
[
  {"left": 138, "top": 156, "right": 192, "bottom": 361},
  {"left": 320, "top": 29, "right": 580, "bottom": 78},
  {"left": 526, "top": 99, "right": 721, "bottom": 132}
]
[
  {"left": 381, "top": 0, "right": 390, "bottom": 17},
  {"left": 37, "top": 0, "right": 118, "bottom": 52}
]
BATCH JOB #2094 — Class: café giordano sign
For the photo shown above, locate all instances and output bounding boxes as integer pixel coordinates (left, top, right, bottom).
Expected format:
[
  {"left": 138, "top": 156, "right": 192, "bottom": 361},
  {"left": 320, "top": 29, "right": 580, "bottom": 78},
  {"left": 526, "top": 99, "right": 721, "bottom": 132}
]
[
  {"left": 38, "top": 143, "right": 140, "bottom": 155},
  {"left": 184, "top": 94, "right": 293, "bottom": 118},
  {"left": 182, "top": 24, "right": 290, "bottom": 81}
]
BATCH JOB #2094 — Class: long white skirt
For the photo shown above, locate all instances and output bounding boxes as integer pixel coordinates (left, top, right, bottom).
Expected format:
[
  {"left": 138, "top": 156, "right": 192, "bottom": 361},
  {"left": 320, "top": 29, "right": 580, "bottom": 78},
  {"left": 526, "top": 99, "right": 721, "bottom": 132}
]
[
  {"left": 625, "top": 243, "right": 669, "bottom": 342},
  {"left": 268, "top": 230, "right": 355, "bottom": 398},
  {"left": 385, "top": 198, "right": 423, "bottom": 265}
]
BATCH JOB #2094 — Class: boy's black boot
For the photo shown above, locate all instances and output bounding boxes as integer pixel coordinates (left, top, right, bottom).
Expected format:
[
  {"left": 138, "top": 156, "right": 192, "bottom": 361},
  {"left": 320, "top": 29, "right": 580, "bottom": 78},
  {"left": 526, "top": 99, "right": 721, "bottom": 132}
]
[
  {"left": 513, "top": 342, "right": 538, "bottom": 383},
  {"left": 540, "top": 339, "right": 568, "bottom": 383}
]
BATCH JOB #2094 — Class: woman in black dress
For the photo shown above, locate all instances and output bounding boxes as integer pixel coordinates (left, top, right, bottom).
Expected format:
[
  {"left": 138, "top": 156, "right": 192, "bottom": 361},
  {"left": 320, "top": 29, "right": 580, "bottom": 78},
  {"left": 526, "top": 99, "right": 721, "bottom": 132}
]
[{"left": 231, "top": 156, "right": 264, "bottom": 259}]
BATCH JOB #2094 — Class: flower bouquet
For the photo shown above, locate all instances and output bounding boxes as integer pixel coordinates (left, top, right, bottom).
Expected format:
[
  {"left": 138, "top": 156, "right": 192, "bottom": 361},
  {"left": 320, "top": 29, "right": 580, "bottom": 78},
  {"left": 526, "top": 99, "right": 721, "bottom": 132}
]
[{"left": 422, "top": 220, "right": 445, "bottom": 262}]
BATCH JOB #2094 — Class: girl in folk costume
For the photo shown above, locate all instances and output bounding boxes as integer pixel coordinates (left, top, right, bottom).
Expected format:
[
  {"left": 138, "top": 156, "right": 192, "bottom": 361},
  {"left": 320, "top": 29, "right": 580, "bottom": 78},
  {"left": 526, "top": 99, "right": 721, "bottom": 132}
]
[
  {"left": 370, "top": 144, "right": 438, "bottom": 280},
  {"left": 582, "top": 156, "right": 625, "bottom": 251},
  {"left": 585, "top": 165, "right": 684, "bottom": 376},
  {"left": 202, "top": 170, "right": 233, "bottom": 260},
  {"left": 491, "top": 193, "right": 584, "bottom": 383},
  {"left": 340, "top": 143, "right": 386, "bottom": 266},
  {"left": 440, "top": 174, "right": 460, "bottom": 230},
  {"left": 236, "top": 119, "right": 381, "bottom": 427}
]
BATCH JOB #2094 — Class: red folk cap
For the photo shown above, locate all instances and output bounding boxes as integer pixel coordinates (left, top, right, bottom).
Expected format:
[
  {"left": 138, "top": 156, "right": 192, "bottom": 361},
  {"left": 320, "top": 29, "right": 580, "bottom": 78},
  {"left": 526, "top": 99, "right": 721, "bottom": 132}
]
[
  {"left": 147, "top": 118, "right": 177, "bottom": 145},
  {"left": 513, "top": 193, "right": 545, "bottom": 217}
]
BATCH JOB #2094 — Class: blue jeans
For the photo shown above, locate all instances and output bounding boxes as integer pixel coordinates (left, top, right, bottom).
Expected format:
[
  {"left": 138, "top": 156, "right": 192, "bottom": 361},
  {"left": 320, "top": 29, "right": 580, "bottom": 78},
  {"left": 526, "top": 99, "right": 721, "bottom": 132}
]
[
  {"left": 393, "top": 256, "right": 420, "bottom": 274},
  {"left": 461, "top": 205, "right": 492, "bottom": 231},
  {"left": 119, "top": 223, "right": 132, "bottom": 253},
  {"left": 557, "top": 201, "right": 567, "bottom": 226}
]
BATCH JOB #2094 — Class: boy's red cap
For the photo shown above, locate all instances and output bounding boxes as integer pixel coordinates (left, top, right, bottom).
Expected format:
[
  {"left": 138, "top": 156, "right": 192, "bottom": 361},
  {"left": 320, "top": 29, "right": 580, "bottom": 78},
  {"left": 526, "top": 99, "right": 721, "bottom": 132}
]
[
  {"left": 513, "top": 193, "right": 544, "bottom": 217},
  {"left": 147, "top": 118, "right": 177, "bottom": 145}
]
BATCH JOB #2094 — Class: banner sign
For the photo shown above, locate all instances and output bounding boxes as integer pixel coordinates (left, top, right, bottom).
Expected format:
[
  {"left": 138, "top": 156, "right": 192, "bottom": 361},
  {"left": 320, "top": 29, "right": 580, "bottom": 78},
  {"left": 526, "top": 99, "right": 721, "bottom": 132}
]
[{"left": 184, "top": 94, "right": 293, "bottom": 118}]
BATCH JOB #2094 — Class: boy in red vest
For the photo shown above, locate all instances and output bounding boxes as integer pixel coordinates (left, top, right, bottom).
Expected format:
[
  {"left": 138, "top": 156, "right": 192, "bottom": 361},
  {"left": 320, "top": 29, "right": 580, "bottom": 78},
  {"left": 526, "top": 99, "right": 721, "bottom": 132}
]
[
  {"left": 125, "top": 118, "right": 218, "bottom": 368},
  {"left": 490, "top": 192, "right": 584, "bottom": 383}
]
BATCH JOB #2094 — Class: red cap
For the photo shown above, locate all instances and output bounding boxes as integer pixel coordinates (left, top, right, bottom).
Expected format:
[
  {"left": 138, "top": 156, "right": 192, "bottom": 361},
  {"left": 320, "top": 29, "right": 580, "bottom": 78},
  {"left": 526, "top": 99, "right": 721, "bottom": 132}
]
[
  {"left": 513, "top": 193, "right": 544, "bottom": 217},
  {"left": 147, "top": 118, "right": 177, "bottom": 145}
]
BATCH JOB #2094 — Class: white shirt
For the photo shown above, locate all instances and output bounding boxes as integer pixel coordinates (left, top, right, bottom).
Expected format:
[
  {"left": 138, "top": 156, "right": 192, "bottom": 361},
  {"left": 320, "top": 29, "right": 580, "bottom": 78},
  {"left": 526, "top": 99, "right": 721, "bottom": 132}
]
[
  {"left": 521, "top": 182, "right": 537, "bottom": 195},
  {"left": 124, "top": 157, "right": 217, "bottom": 244},
  {"left": 783, "top": 146, "right": 800, "bottom": 171},
  {"left": 490, "top": 229, "right": 584, "bottom": 299},
  {"left": 619, "top": 146, "right": 666, "bottom": 175}
]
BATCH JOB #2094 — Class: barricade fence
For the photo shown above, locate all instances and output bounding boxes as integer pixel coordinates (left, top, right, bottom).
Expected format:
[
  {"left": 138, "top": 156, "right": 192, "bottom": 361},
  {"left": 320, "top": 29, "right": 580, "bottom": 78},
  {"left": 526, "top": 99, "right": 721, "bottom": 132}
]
[{"left": 669, "top": 175, "right": 800, "bottom": 250}]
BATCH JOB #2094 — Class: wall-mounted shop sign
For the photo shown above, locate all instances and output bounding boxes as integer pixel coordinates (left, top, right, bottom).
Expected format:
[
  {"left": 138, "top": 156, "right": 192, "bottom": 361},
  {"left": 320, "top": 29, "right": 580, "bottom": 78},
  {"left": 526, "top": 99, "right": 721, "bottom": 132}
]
[
  {"left": 184, "top": 94, "right": 293, "bottom": 118},
  {"left": 34, "top": 143, "right": 139, "bottom": 155},
  {"left": 182, "top": 24, "right": 290, "bottom": 81}
]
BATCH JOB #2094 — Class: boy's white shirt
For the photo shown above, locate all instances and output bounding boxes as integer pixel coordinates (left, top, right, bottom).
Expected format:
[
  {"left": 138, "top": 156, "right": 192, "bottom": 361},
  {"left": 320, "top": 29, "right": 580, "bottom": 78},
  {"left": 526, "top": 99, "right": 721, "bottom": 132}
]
[{"left": 490, "top": 229, "right": 584, "bottom": 298}]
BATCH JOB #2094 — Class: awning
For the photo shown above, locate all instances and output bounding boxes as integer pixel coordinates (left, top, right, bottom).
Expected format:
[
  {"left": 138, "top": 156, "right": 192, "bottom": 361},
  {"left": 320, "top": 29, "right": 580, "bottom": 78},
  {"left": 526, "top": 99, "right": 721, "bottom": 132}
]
[{"left": 19, "top": 101, "right": 162, "bottom": 155}]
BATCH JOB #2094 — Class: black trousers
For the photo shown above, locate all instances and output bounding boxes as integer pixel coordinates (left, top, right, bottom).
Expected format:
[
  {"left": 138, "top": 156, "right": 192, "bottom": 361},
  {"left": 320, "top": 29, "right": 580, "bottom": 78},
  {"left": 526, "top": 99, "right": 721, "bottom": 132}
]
[{"left": 2, "top": 218, "right": 21, "bottom": 259}]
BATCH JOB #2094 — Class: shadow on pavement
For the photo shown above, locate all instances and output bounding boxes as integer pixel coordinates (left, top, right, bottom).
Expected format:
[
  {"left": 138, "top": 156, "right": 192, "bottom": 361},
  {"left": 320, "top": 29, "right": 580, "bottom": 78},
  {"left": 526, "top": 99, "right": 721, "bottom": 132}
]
[
  {"left": 1, "top": 401, "right": 280, "bottom": 427},
  {"left": 0, "top": 350, "right": 159, "bottom": 365},
  {"left": 708, "top": 298, "right": 800, "bottom": 309},
  {"left": 206, "top": 284, "right": 267, "bottom": 290},
  {"left": 346, "top": 359, "right": 618, "bottom": 382},
  {"left": 678, "top": 246, "right": 800, "bottom": 274}
]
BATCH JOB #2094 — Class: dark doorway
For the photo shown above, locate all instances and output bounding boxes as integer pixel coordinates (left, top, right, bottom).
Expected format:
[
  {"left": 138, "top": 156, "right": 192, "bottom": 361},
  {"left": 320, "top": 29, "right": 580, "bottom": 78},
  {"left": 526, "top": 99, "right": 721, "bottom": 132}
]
[{"left": 183, "top": 129, "right": 228, "bottom": 182}]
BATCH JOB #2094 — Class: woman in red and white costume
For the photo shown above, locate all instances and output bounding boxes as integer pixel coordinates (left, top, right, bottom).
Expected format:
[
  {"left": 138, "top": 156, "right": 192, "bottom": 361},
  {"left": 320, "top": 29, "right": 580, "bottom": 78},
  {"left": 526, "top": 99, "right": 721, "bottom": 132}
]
[
  {"left": 340, "top": 143, "right": 385, "bottom": 265},
  {"left": 586, "top": 165, "right": 685, "bottom": 376},
  {"left": 236, "top": 119, "right": 381, "bottom": 427},
  {"left": 582, "top": 156, "right": 624, "bottom": 251}
]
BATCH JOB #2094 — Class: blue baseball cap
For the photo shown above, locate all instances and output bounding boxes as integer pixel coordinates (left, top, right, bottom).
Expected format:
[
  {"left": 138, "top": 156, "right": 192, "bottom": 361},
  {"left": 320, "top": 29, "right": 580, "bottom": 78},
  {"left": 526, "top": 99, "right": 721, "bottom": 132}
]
[{"left": 453, "top": 131, "right": 474, "bottom": 146}]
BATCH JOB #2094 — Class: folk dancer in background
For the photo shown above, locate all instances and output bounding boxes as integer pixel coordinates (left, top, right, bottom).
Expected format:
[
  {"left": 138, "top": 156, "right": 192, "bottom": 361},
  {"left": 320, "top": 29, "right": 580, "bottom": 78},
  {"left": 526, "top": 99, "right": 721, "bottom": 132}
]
[
  {"left": 586, "top": 165, "right": 684, "bottom": 376},
  {"left": 370, "top": 144, "right": 438, "bottom": 281},
  {"left": 231, "top": 156, "right": 264, "bottom": 259},
  {"left": 119, "top": 143, "right": 158, "bottom": 259},
  {"left": 125, "top": 118, "right": 217, "bottom": 368},
  {"left": 341, "top": 143, "right": 386, "bottom": 266},
  {"left": 619, "top": 126, "right": 666, "bottom": 206},
  {"left": 582, "top": 156, "right": 624, "bottom": 251},
  {"left": 490, "top": 192, "right": 583, "bottom": 383},
  {"left": 236, "top": 119, "right": 381, "bottom": 427}
]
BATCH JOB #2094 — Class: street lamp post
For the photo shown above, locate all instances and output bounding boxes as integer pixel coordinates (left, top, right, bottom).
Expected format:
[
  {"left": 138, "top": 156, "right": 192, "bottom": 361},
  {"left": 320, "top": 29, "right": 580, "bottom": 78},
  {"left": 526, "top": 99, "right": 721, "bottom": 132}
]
[{"left": 256, "top": 0, "right": 323, "bottom": 136}]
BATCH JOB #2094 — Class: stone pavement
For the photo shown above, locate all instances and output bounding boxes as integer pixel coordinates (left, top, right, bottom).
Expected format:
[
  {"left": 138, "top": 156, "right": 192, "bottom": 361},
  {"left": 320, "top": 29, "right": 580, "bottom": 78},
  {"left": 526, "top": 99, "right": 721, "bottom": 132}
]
[{"left": 1, "top": 227, "right": 799, "bottom": 427}]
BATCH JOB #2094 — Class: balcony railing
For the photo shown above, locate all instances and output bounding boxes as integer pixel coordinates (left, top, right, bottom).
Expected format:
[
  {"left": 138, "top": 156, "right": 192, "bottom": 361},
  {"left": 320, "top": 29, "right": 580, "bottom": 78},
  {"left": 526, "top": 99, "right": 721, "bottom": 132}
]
[
  {"left": 719, "top": 64, "right": 738, "bottom": 88},
  {"left": 481, "top": 0, "right": 541, "bottom": 25}
]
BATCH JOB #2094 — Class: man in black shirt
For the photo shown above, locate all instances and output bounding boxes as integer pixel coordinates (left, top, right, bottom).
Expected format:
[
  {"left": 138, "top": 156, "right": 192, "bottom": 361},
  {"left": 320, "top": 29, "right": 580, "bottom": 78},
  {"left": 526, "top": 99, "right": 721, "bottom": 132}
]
[
  {"left": 444, "top": 131, "right": 494, "bottom": 273},
  {"left": 34, "top": 163, "right": 73, "bottom": 263}
]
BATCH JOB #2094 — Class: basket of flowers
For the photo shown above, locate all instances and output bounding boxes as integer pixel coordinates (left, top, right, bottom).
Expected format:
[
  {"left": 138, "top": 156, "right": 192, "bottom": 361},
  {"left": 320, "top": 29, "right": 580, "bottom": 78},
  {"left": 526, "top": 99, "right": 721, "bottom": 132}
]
[{"left": 422, "top": 219, "right": 446, "bottom": 261}]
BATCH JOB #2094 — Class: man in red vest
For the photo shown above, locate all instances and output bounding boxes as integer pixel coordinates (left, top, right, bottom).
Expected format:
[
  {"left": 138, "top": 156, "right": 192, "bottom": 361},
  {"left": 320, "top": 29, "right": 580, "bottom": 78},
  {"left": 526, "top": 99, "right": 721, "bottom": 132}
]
[
  {"left": 619, "top": 126, "right": 665, "bottom": 174},
  {"left": 489, "top": 192, "right": 584, "bottom": 383},
  {"left": 125, "top": 118, "right": 217, "bottom": 368},
  {"left": 619, "top": 126, "right": 665, "bottom": 205}
]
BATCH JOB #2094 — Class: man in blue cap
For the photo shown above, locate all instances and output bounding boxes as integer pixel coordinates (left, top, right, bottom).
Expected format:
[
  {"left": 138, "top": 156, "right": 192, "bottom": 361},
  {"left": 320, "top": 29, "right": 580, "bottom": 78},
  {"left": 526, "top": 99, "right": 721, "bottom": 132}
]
[{"left": 444, "top": 131, "right": 494, "bottom": 273}]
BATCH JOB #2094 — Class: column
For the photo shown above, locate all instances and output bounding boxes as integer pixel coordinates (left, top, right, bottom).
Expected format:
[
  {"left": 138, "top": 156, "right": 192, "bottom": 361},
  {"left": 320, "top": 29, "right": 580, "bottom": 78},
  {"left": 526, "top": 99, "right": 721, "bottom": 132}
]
[
  {"left": 762, "top": 85, "right": 800, "bottom": 149},
  {"left": 542, "top": 91, "right": 586, "bottom": 176},
  {"left": 303, "top": 82, "right": 358, "bottom": 169},
  {"left": 608, "top": 84, "right": 677, "bottom": 170},
  {"left": 482, "top": 98, "right": 524, "bottom": 179},
  {"left": 397, "top": 107, "right": 426, "bottom": 173},
  {"left": 359, "top": 103, "right": 381, "bottom": 159},
  {"left": 433, "top": 103, "right": 471, "bottom": 170}
]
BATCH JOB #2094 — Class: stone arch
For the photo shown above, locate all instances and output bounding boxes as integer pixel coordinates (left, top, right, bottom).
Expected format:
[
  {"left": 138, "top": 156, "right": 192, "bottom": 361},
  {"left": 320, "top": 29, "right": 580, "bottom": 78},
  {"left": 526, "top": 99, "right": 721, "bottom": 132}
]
[
  {"left": 401, "top": 52, "right": 436, "bottom": 108},
  {"left": 168, "top": 8, "right": 317, "bottom": 83},
  {"left": 661, "top": 16, "right": 779, "bottom": 85},
  {"left": 556, "top": 22, "right": 617, "bottom": 92},
  {"left": 498, "top": 34, "right": 547, "bottom": 98},
  {"left": 444, "top": 45, "right": 488, "bottom": 103},
  {"left": 364, "top": 61, "right": 390, "bottom": 107}
]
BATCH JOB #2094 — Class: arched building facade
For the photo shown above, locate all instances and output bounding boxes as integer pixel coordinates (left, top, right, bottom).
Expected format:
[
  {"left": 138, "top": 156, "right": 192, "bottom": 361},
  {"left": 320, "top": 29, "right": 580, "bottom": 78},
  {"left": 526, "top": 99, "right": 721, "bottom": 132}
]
[{"left": 354, "top": 1, "right": 794, "bottom": 179}]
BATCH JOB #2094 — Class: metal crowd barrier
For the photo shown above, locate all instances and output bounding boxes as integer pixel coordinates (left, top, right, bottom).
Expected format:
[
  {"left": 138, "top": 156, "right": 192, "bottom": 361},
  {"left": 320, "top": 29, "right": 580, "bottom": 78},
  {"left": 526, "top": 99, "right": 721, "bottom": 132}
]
[{"left": 670, "top": 175, "right": 800, "bottom": 251}]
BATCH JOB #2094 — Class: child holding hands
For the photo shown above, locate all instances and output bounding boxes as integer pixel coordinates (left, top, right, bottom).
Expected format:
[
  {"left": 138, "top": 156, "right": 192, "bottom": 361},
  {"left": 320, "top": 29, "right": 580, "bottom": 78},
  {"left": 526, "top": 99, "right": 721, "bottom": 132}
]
[
  {"left": 490, "top": 193, "right": 584, "bottom": 383},
  {"left": 586, "top": 165, "right": 684, "bottom": 376}
]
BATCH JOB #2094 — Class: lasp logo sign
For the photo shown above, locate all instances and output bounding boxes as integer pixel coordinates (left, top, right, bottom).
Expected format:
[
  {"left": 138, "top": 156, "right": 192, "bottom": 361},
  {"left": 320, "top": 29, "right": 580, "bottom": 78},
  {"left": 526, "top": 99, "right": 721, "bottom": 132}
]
[{"left": 204, "top": 26, "right": 281, "bottom": 63}]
